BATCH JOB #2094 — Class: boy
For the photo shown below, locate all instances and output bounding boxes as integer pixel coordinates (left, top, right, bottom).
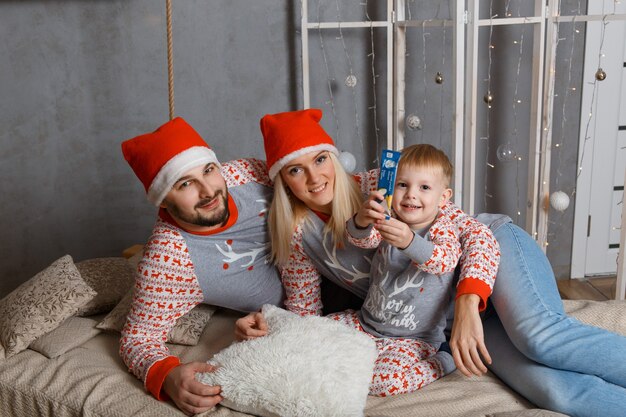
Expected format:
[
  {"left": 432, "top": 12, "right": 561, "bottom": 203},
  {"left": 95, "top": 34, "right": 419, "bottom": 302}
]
[{"left": 338, "top": 144, "right": 493, "bottom": 395}]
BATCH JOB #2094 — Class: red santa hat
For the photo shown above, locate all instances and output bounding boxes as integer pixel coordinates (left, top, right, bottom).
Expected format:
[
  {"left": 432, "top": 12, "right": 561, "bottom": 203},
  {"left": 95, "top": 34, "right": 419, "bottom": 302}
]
[
  {"left": 121, "top": 117, "right": 220, "bottom": 206},
  {"left": 260, "top": 109, "right": 338, "bottom": 180}
]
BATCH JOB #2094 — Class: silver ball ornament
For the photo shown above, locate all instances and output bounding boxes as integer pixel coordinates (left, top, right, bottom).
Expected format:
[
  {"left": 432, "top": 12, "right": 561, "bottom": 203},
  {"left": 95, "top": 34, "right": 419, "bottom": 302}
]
[
  {"left": 550, "top": 191, "right": 570, "bottom": 212},
  {"left": 338, "top": 151, "right": 357, "bottom": 173},
  {"left": 435, "top": 72, "right": 444, "bottom": 84},
  {"left": 595, "top": 68, "right": 606, "bottom": 81},
  {"left": 406, "top": 114, "right": 422, "bottom": 131},
  {"left": 345, "top": 74, "right": 358, "bottom": 88},
  {"left": 484, "top": 92, "right": 494, "bottom": 104}
]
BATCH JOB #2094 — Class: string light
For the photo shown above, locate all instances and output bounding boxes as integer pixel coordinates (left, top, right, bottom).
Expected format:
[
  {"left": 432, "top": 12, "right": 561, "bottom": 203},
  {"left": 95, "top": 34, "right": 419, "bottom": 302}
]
[
  {"left": 511, "top": 21, "right": 527, "bottom": 223},
  {"left": 577, "top": 13, "right": 610, "bottom": 180},
  {"left": 365, "top": 0, "right": 381, "bottom": 165},
  {"left": 483, "top": 0, "right": 495, "bottom": 208},
  {"left": 436, "top": 0, "right": 449, "bottom": 149},
  {"left": 420, "top": 20, "right": 429, "bottom": 144},
  {"left": 315, "top": 2, "right": 340, "bottom": 141},
  {"left": 333, "top": 0, "right": 364, "bottom": 158}
]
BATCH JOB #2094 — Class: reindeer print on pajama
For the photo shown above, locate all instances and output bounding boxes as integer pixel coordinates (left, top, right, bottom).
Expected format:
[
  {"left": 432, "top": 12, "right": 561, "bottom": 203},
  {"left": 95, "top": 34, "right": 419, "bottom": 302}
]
[
  {"left": 120, "top": 159, "right": 285, "bottom": 390},
  {"left": 332, "top": 215, "right": 460, "bottom": 396}
]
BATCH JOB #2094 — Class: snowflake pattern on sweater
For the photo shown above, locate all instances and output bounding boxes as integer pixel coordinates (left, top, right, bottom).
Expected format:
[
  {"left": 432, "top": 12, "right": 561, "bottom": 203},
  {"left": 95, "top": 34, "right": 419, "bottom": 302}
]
[
  {"left": 120, "top": 158, "right": 283, "bottom": 399},
  {"left": 280, "top": 169, "right": 500, "bottom": 318}
]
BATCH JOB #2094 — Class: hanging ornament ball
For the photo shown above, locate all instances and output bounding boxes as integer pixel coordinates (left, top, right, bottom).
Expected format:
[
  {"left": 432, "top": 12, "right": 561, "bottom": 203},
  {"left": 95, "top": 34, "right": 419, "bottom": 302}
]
[
  {"left": 435, "top": 72, "right": 444, "bottom": 84},
  {"left": 496, "top": 143, "right": 516, "bottom": 162},
  {"left": 550, "top": 191, "right": 570, "bottom": 212},
  {"left": 595, "top": 68, "right": 607, "bottom": 81},
  {"left": 345, "top": 74, "right": 358, "bottom": 88},
  {"left": 406, "top": 114, "right": 422, "bottom": 131},
  {"left": 338, "top": 151, "right": 357, "bottom": 173},
  {"left": 484, "top": 92, "right": 494, "bottom": 104}
]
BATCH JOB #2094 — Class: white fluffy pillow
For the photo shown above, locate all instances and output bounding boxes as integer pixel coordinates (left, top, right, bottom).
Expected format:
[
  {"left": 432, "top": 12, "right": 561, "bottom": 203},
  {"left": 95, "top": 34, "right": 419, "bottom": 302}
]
[{"left": 197, "top": 304, "right": 377, "bottom": 417}]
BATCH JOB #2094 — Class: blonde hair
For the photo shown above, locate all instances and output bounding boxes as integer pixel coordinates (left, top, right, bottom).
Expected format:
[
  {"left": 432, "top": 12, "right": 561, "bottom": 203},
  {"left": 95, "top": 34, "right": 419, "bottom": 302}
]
[
  {"left": 268, "top": 152, "right": 362, "bottom": 266},
  {"left": 399, "top": 144, "right": 453, "bottom": 187}
]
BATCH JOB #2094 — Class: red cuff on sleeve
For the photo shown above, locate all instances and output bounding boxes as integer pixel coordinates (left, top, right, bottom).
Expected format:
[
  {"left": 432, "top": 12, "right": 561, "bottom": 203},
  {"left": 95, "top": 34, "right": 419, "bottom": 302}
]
[
  {"left": 455, "top": 278, "right": 492, "bottom": 311},
  {"left": 146, "top": 356, "right": 181, "bottom": 400}
]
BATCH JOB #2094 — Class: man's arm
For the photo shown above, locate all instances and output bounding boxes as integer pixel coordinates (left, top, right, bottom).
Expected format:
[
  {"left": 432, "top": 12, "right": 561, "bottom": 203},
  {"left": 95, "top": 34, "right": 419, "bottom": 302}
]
[
  {"left": 222, "top": 158, "right": 272, "bottom": 187},
  {"left": 119, "top": 223, "right": 204, "bottom": 399}
]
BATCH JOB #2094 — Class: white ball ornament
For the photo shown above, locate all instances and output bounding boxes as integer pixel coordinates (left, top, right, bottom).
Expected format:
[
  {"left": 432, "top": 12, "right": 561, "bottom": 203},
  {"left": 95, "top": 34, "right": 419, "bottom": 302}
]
[
  {"left": 550, "top": 191, "right": 570, "bottom": 212},
  {"left": 338, "top": 151, "right": 357, "bottom": 173}
]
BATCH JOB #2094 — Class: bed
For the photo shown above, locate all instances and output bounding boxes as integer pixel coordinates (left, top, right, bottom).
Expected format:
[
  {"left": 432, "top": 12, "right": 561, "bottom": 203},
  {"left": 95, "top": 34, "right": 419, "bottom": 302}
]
[{"left": 0, "top": 254, "right": 623, "bottom": 417}]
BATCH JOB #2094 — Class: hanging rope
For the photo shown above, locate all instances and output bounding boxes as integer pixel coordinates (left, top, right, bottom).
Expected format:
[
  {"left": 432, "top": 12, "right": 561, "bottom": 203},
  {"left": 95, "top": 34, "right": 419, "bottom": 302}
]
[{"left": 166, "top": 0, "right": 175, "bottom": 120}]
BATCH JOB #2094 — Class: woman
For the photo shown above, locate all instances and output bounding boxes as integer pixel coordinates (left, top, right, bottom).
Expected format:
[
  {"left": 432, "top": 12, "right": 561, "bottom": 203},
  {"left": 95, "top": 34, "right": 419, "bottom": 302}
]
[{"left": 238, "top": 109, "right": 626, "bottom": 416}]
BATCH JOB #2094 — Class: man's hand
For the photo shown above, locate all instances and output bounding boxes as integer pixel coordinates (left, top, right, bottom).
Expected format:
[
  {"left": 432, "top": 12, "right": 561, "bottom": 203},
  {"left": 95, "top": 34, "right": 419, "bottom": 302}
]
[
  {"left": 162, "top": 362, "right": 222, "bottom": 416},
  {"left": 449, "top": 294, "right": 492, "bottom": 377},
  {"left": 235, "top": 312, "right": 268, "bottom": 341}
]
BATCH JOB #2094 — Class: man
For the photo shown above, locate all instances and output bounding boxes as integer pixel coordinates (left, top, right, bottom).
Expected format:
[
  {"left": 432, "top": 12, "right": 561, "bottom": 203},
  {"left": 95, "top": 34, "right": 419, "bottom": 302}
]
[{"left": 120, "top": 117, "right": 284, "bottom": 415}]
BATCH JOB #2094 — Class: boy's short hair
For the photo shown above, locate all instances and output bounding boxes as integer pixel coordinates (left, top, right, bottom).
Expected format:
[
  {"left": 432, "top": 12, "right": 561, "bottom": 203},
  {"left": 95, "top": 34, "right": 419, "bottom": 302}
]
[{"left": 398, "top": 144, "right": 453, "bottom": 187}]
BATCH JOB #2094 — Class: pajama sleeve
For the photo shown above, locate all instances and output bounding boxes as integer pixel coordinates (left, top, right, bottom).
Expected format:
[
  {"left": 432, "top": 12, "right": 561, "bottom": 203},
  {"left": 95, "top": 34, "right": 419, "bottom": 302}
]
[
  {"left": 119, "top": 222, "right": 204, "bottom": 400},
  {"left": 440, "top": 202, "right": 500, "bottom": 310},
  {"left": 280, "top": 223, "right": 324, "bottom": 317},
  {"left": 401, "top": 215, "right": 462, "bottom": 275}
]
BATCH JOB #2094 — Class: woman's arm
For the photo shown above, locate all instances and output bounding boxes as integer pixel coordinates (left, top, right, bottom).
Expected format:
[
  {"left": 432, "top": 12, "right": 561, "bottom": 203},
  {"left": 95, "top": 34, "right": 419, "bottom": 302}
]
[
  {"left": 450, "top": 294, "right": 492, "bottom": 377},
  {"left": 280, "top": 224, "right": 324, "bottom": 316},
  {"left": 441, "top": 202, "right": 500, "bottom": 310},
  {"left": 439, "top": 203, "right": 499, "bottom": 376}
]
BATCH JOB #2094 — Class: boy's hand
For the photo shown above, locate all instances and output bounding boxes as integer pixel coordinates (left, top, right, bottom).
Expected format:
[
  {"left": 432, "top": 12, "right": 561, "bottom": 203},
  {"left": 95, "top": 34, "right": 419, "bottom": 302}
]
[
  {"left": 374, "top": 217, "right": 414, "bottom": 249},
  {"left": 354, "top": 190, "right": 388, "bottom": 228},
  {"left": 235, "top": 312, "right": 268, "bottom": 341}
]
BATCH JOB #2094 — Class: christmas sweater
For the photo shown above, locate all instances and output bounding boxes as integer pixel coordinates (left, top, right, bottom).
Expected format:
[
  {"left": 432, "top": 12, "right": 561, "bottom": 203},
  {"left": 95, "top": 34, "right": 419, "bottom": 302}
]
[
  {"left": 346, "top": 213, "right": 461, "bottom": 343},
  {"left": 281, "top": 169, "right": 500, "bottom": 318},
  {"left": 119, "top": 158, "right": 284, "bottom": 400}
]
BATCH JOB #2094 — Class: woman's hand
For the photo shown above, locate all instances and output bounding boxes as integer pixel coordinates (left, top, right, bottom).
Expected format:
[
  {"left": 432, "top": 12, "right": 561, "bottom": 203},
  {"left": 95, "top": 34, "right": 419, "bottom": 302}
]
[
  {"left": 234, "top": 312, "right": 268, "bottom": 341},
  {"left": 354, "top": 190, "right": 387, "bottom": 229},
  {"left": 163, "top": 362, "right": 222, "bottom": 416},
  {"left": 450, "top": 294, "right": 492, "bottom": 377}
]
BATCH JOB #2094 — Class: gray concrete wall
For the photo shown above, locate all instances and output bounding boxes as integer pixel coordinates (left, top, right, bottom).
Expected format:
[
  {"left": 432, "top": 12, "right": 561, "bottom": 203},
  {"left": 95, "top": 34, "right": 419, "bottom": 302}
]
[
  {"left": 0, "top": 0, "right": 298, "bottom": 296},
  {"left": 0, "top": 0, "right": 584, "bottom": 297}
]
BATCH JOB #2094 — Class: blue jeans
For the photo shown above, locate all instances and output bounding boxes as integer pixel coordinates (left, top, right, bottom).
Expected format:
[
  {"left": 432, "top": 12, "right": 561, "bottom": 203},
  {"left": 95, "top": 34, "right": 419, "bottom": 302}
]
[{"left": 486, "top": 222, "right": 626, "bottom": 416}]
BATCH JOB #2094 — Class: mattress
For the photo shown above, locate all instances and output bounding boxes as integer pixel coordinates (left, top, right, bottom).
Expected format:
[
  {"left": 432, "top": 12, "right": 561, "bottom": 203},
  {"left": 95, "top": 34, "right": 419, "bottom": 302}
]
[{"left": 2, "top": 299, "right": 622, "bottom": 417}]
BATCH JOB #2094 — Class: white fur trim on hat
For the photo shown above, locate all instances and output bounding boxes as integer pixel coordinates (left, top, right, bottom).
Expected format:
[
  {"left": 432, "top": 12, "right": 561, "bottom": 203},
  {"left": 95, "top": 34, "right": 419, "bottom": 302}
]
[
  {"left": 147, "top": 146, "right": 220, "bottom": 206},
  {"left": 268, "top": 144, "right": 338, "bottom": 180}
]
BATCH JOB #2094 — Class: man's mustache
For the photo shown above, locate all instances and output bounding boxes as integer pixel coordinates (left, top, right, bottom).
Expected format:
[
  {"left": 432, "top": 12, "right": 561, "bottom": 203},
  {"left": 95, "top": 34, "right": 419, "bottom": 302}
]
[{"left": 195, "top": 191, "right": 224, "bottom": 209}]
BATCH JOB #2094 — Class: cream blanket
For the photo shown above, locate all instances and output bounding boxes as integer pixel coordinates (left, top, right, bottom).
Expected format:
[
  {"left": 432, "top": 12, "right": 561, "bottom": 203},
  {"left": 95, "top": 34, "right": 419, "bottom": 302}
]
[{"left": 0, "top": 300, "right": 623, "bottom": 417}]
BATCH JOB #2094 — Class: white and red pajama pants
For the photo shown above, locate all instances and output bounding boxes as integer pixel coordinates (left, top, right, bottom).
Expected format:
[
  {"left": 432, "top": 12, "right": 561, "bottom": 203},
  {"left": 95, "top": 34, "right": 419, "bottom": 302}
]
[{"left": 327, "top": 310, "right": 444, "bottom": 397}]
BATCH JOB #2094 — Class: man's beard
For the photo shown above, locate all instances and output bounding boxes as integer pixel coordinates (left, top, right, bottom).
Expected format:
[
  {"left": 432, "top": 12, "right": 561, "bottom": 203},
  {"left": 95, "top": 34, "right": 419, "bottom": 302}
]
[{"left": 169, "top": 190, "right": 230, "bottom": 228}]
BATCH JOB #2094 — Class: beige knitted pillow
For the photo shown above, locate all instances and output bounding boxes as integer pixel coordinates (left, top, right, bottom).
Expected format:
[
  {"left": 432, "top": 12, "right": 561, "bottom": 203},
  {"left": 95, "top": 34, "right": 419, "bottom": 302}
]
[{"left": 0, "top": 255, "right": 97, "bottom": 358}]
